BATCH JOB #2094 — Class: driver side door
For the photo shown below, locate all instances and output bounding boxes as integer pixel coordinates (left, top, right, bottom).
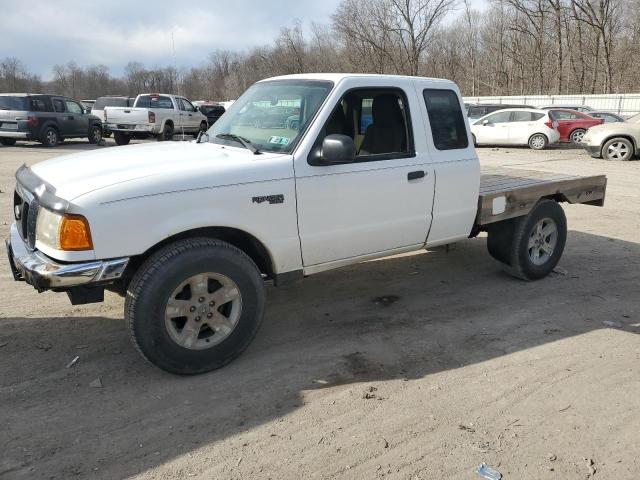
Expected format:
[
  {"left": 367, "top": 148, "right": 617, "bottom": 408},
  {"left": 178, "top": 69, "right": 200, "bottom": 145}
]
[{"left": 294, "top": 84, "right": 435, "bottom": 272}]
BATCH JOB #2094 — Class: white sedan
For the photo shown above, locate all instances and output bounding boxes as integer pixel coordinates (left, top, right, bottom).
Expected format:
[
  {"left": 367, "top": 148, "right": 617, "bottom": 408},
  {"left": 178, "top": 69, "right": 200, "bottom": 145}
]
[{"left": 470, "top": 108, "right": 560, "bottom": 150}]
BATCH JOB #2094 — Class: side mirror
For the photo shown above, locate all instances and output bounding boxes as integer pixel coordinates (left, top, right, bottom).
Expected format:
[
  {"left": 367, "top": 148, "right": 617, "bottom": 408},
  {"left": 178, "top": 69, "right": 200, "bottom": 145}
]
[
  {"left": 482, "top": 119, "right": 489, "bottom": 126},
  {"left": 321, "top": 134, "right": 356, "bottom": 164}
]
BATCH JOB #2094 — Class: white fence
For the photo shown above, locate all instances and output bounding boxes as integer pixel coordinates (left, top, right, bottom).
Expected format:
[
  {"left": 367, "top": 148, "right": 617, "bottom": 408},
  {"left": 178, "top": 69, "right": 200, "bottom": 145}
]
[{"left": 462, "top": 94, "right": 640, "bottom": 115}]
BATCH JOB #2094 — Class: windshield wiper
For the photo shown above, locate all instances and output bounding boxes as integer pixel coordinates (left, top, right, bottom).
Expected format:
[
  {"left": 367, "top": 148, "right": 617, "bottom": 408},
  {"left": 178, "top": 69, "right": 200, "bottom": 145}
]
[{"left": 216, "top": 133, "right": 261, "bottom": 154}]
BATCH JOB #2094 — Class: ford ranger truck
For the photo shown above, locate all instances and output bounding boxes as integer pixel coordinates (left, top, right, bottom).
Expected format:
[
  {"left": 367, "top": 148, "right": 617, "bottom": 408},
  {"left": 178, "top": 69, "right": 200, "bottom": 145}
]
[{"left": 6, "top": 74, "right": 606, "bottom": 374}]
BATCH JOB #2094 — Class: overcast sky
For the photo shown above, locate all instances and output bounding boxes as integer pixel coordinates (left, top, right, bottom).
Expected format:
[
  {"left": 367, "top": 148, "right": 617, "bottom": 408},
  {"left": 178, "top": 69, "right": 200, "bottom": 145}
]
[{"left": 2, "top": 0, "right": 485, "bottom": 80}]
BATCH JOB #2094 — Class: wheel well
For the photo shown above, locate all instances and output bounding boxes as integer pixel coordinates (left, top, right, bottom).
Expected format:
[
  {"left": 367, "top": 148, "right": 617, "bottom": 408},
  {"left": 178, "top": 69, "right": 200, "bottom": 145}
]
[
  {"left": 120, "top": 227, "right": 275, "bottom": 293},
  {"left": 164, "top": 120, "right": 174, "bottom": 129},
  {"left": 602, "top": 134, "right": 636, "bottom": 151},
  {"left": 529, "top": 132, "right": 548, "bottom": 142}
]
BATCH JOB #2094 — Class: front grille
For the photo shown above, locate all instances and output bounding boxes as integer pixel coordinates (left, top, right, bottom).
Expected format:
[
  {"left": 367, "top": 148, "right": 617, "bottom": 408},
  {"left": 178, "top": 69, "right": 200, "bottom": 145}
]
[{"left": 13, "top": 187, "right": 38, "bottom": 250}]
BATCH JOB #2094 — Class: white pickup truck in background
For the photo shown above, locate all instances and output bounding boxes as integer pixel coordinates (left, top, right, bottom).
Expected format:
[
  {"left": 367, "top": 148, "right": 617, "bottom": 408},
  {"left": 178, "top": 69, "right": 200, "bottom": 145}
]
[
  {"left": 104, "top": 93, "right": 208, "bottom": 145},
  {"left": 6, "top": 74, "right": 606, "bottom": 375}
]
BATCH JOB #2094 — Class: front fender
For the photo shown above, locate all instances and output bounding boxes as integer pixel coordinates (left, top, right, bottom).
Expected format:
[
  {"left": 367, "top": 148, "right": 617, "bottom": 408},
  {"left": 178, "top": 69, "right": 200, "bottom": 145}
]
[{"left": 81, "top": 178, "right": 302, "bottom": 274}]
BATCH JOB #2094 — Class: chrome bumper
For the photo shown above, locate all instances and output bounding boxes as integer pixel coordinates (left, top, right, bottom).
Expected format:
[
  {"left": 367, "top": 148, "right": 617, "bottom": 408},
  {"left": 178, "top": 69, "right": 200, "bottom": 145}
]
[
  {"left": 6, "top": 223, "right": 129, "bottom": 291},
  {"left": 0, "top": 131, "right": 29, "bottom": 138}
]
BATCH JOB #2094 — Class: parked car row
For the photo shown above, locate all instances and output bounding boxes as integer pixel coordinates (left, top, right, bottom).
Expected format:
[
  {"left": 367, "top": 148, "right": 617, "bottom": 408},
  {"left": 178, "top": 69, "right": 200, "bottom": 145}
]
[
  {"left": 0, "top": 92, "right": 228, "bottom": 148},
  {"left": 469, "top": 107, "right": 602, "bottom": 149}
]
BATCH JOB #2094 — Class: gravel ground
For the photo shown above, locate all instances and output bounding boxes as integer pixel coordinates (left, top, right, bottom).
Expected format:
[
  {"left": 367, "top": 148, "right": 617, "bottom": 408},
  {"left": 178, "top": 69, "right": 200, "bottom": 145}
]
[{"left": 0, "top": 139, "right": 639, "bottom": 479}]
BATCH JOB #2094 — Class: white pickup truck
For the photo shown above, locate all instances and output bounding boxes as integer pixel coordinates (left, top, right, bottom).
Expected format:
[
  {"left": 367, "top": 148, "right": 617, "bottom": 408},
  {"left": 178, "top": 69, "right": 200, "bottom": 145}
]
[
  {"left": 6, "top": 74, "right": 607, "bottom": 374},
  {"left": 104, "top": 93, "right": 208, "bottom": 145}
]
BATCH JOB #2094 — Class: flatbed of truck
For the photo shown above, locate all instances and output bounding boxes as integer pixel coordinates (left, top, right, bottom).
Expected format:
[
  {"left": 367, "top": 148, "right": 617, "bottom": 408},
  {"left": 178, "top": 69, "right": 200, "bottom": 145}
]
[{"left": 477, "top": 167, "right": 607, "bottom": 225}]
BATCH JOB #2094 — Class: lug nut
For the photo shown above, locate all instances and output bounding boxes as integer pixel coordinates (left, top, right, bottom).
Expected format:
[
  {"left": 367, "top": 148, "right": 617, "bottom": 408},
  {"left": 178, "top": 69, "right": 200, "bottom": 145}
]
[
  {"left": 209, "top": 301, "right": 215, "bottom": 306},
  {"left": 195, "top": 316, "right": 201, "bottom": 322},
  {"left": 198, "top": 297, "right": 205, "bottom": 303},
  {"left": 207, "top": 313, "right": 213, "bottom": 318},
  {"left": 190, "top": 306, "right": 196, "bottom": 312}
]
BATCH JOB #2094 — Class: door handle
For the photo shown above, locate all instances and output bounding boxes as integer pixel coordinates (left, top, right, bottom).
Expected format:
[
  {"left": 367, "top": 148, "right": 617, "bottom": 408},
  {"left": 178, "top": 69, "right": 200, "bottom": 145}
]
[{"left": 407, "top": 170, "right": 425, "bottom": 181}]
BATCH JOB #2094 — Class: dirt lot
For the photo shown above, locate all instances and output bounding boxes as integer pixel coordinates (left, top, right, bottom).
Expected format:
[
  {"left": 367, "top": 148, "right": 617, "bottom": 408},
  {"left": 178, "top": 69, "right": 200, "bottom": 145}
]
[{"left": 1, "top": 139, "right": 639, "bottom": 480}]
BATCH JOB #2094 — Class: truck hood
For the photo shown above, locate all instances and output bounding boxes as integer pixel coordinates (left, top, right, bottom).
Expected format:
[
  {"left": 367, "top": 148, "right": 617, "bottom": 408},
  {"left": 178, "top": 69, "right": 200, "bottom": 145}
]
[{"left": 29, "top": 142, "right": 291, "bottom": 203}]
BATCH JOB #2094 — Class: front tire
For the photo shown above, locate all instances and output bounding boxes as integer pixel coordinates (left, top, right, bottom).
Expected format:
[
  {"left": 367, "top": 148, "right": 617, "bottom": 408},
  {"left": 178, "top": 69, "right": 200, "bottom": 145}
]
[
  {"left": 88, "top": 125, "right": 102, "bottom": 144},
  {"left": 113, "top": 132, "right": 131, "bottom": 146},
  {"left": 125, "top": 238, "right": 266, "bottom": 375},
  {"left": 157, "top": 123, "right": 174, "bottom": 141},
  {"left": 0, "top": 138, "right": 17, "bottom": 146},
  {"left": 528, "top": 133, "right": 548, "bottom": 150},
  {"left": 602, "top": 137, "right": 633, "bottom": 161}
]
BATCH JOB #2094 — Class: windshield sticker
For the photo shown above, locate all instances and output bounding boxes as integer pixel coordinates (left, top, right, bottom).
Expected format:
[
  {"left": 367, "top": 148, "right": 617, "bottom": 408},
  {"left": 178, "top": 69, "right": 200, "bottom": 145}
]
[{"left": 268, "top": 136, "right": 290, "bottom": 145}]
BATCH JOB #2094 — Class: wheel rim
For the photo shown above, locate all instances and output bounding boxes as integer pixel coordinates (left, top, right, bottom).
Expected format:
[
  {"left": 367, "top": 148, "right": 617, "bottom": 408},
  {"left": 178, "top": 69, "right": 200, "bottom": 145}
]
[
  {"left": 528, "top": 217, "right": 558, "bottom": 266},
  {"left": 164, "top": 272, "right": 242, "bottom": 350},
  {"left": 571, "top": 130, "right": 585, "bottom": 143},
  {"left": 531, "top": 135, "right": 545, "bottom": 149},
  {"left": 47, "top": 130, "right": 57, "bottom": 144},
  {"left": 93, "top": 128, "right": 101, "bottom": 142},
  {"left": 606, "top": 141, "right": 629, "bottom": 160}
]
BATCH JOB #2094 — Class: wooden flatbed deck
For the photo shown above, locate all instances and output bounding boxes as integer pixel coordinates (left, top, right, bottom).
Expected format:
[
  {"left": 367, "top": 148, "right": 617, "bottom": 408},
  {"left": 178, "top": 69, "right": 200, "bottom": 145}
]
[{"left": 476, "top": 167, "right": 607, "bottom": 225}]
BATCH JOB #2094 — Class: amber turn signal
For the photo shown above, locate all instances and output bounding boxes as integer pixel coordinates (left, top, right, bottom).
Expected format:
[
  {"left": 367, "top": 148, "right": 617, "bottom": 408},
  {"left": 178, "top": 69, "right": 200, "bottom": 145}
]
[{"left": 59, "top": 215, "right": 93, "bottom": 251}]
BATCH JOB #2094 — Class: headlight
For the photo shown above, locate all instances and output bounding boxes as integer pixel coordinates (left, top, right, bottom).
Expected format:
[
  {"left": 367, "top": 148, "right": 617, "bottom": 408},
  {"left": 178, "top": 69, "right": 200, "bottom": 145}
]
[{"left": 36, "top": 208, "right": 93, "bottom": 251}]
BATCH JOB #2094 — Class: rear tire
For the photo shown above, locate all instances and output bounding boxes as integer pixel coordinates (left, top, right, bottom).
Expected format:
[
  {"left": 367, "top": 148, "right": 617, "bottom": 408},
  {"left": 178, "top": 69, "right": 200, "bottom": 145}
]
[
  {"left": 570, "top": 128, "right": 586, "bottom": 145},
  {"left": 501, "top": 200, "right": 567, "bottom": 281},
  {"left": 602, "top": 137, "right": 634, "bottom": 161},
  {"left": 40, "top": 127, "right": 59, "bottom": 147},
  {"left": 157, "top": 123, "right": 174, "bottom": 141},
  {"left": 125, "top": 238, "right": 266, "bottom": 375},
  {"left": 0, "top": 138, "right": 17, "bottom": 146},
  {"left": 113, "top": 132, "right": 131, "bottom": 146},
  {"left": 88, "top": 125, "right": 102, "bottom": 144},
  {"left": 528, "top": 133, "right": 548, "bottom": 150}
]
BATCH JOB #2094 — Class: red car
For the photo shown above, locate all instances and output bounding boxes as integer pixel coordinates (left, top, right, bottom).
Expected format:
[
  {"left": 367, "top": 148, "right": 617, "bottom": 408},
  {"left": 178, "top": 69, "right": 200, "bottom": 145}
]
[{"left": 548, "top": 109, "right": 604, "bottom": 144}]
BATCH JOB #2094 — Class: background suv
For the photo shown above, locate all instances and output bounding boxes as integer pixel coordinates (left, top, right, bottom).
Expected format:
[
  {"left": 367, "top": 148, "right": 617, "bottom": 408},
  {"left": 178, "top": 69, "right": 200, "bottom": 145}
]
[
  {"left": 0, "top": 93, "right": 103, "bottom": 147},
  {"left": 579, "top": 113, "right": 640, "bottom": 161}
]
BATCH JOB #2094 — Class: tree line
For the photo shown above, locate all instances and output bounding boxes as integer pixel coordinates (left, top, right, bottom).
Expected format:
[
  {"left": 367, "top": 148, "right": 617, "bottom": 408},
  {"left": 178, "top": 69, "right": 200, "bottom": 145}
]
[{"left": 2, "top": 0, "right": 639, "bottom": 101}]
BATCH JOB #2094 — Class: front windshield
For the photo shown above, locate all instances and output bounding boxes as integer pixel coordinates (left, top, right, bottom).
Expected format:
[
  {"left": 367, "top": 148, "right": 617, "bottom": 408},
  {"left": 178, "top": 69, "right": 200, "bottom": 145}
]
[
  {"left": 627, "top": 113, "right": 640, "bottom": 123},
  {"left": 209, "top": 80, "right": 333, "bottom": 153}
]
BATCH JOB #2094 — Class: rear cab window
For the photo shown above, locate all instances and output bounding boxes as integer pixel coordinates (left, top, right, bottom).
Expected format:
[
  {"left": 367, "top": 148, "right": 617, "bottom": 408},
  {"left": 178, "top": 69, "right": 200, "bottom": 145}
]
[
  {"left": 136, "top": 95, "right": 175, "bottom": 109},
  {"left": 423, "top": 89, "right": 468, "bottom": 150},
  {"left": 94, "top": 97, "right": 130, "bottom": 110}
]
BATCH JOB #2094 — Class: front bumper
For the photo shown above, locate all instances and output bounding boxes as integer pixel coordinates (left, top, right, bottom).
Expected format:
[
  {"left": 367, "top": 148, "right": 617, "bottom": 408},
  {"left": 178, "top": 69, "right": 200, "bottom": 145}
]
[
  {"left": 579, "top": 142, "right": 602, "bottom": 158},
  {"left": 6, "top": 223, "right": 129, "bottom": 292}
]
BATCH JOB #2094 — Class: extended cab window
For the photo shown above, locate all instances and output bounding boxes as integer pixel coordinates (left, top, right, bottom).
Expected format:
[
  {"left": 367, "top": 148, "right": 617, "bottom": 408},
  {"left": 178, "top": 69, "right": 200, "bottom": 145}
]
[
  {"left": 314, "top": 88, "right": 413, "bottom": 160},
  {"left": 423, "top": 89, "right": 468, "bottom": 150},
  {"left": 136, "top": 95, "right": 174, "bottom": 109}
]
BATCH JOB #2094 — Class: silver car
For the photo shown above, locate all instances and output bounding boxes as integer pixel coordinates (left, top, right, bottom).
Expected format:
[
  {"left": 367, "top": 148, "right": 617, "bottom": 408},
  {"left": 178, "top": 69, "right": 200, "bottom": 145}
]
[{"left": 579, "top": 113, "right": 640, "bottom": 161}]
